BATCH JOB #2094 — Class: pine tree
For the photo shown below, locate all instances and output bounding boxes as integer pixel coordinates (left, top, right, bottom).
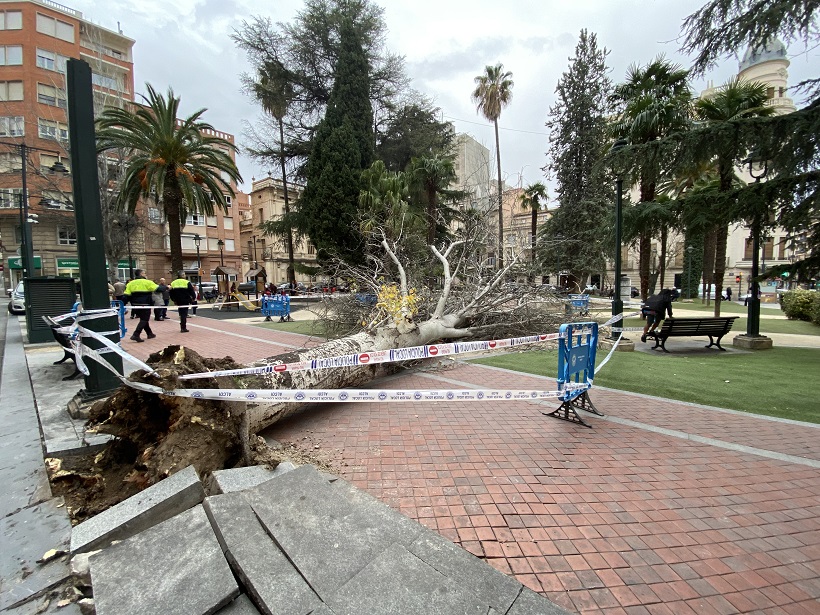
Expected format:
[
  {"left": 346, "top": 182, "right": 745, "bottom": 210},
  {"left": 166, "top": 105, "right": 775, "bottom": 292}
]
[
  {"left": 543, "top": 29, "right": 612, "bottom": 287},
  {"left": 298, "top": 16, "right": 374, "bottom": 264}
]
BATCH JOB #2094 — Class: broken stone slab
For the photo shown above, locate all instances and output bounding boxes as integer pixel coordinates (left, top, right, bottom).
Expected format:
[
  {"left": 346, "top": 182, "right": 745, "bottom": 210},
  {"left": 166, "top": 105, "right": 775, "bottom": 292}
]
[
  {"left": 209, "top": 461, "right": 297, "bottom": 495},
  {"left": 506, "top": 587, "right": 572, "bottom": 614},
  {"left": 203, "top": 493, "right": 322, "bottom": 615},
  {"left": 90, "top": 505, "right": 238, "bottom": 615},
  {"left": 70, "top": 465, "right": 204, "bottom": 554},
  {"left": 325, "top": 542, "right": 486, "bottom": 615},
  {"left": 214, "top": 594, "right": 261, "bottom": 614},
  {"left": 0, "top": 497, "right": 73, "bottom": 611}
]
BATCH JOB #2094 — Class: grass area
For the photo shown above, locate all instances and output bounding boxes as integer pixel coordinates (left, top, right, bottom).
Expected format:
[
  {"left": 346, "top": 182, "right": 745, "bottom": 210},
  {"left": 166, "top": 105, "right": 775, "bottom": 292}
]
[
  {"left": 672, "top": 300, "right": 783, "bottom": 315},
  {"left": 620, "top": 315, "right": 820, "bottom": 336},
  {"left": 472, "top": 347, "right": 820, "bottom": 423},
  {"left": 253, "top": 318, "right": 327, "bottom": 338}
]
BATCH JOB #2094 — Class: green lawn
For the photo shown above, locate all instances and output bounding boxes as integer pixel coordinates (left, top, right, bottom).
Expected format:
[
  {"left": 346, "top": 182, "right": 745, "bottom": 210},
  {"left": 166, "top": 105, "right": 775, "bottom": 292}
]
[
  {"left": 672, "top": 300, "right": 780, "bottom": 315},
  {"left": 473, "top": 347, "right": 820, "bottom": 423},
  {"left": 619, "top": 315, "right": 820, "bottom": 336}
]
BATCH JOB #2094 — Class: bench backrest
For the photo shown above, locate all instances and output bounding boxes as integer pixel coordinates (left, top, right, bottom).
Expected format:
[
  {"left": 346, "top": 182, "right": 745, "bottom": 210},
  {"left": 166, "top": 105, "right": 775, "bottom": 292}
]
[{"left": 659, "top": 316, "right": 738, "bottom": 335}]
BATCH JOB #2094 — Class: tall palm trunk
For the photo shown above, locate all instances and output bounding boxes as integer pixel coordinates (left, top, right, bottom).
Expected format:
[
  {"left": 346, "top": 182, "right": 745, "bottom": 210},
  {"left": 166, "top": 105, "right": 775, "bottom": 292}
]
[
  {"left": 278, "top": 117, "right": 296, "bottom": 286},
  {"left": 702, "top": 227, "right": 717, "bottom": 305},
  {"left": 164, "top": 169, "right": 184, "bottom": 273},
  {"left": 639, "top": 177, "right": 655, "bottom": 300},
  {"left": 426, "top": 185, "right": 438, "bottom": 246},
  {"left": 659, "top": 226, "right": 668, "bottom": 290},
  {"left": 493, "top": 119, "right": 504, "bottom": 269},
  {"left": 712, "top": 161, "right": 733, "bottom": 316}
]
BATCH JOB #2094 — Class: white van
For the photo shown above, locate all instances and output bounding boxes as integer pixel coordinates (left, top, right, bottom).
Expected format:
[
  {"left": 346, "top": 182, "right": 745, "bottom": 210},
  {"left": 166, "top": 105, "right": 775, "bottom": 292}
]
[{"left": 697, "top": 284, "right": 717, "bottom": 300}]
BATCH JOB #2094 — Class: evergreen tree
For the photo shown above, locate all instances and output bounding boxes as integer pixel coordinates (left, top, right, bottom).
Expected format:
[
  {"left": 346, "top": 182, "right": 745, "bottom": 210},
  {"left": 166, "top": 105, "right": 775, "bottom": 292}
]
[
  {"left": 298, "top": 16, "right": 374, "bottom": 264},
  {"left": 376, "top": 98, "right": 455, "bottom": 172},
  {"left": 543, "top": 30, "right": 612, "bottom": 286}
]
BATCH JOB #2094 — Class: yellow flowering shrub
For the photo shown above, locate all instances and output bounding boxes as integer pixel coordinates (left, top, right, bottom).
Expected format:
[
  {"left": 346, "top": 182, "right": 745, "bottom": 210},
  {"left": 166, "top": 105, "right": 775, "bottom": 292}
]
[{"left": 376, "top": 284, "right": 420, "bottom": 325}]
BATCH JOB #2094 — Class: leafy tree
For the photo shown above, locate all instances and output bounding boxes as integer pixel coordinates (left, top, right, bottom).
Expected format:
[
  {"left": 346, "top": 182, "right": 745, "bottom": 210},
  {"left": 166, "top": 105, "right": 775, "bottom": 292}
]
[
  {"left": 472, "top": 63, "right": 513, "bottom": 269},
  {"left": 610, "top": 57, "right": 692, "bottom": 299},
  {"left": 408, "top": 155, "right": 458, "bottom": 247},
  {"left": 544, "top": 29, "right": 613, "bottom": 286},
  {"left": 297, "top": 16, "right": 374, "bottom": 264},
  {"left": 376, "top": 97, "right": 455, "bottom": 172},
  {"left": 96, "top": 84, "right": 241, "bottom": 273}
]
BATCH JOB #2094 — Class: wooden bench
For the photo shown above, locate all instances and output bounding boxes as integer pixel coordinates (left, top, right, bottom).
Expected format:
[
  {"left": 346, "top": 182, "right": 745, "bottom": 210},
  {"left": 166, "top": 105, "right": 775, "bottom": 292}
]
[
  {"left": 648, "top": 316, "right": 739, "bottom": 353},
  {"left": 42, "top": 315, "right": 81, "bottom": 380}
]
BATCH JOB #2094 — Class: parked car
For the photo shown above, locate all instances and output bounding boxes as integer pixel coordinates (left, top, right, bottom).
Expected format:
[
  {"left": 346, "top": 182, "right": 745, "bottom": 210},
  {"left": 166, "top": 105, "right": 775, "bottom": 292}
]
[
  {"left": 198, "top": 282, "right": 218, "bottom": 301},
  {"left": 8, "top": 281, "right": 25, "bottom": 314}
]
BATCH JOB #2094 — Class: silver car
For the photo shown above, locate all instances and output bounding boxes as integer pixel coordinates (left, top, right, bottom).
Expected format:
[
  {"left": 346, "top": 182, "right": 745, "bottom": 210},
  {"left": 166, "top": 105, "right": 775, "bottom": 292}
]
[{"left": 8, "top": 281, "right": 24, "bottom": 314}]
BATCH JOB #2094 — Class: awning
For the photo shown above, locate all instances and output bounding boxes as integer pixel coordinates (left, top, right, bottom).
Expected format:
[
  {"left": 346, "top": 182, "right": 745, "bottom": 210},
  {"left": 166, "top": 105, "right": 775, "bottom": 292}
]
[
  {"left": 212, "top": 266, "right": 239, "bottom": 277},
  {"left": 245, "top": 268, "right": 267, "bottom": 279}
]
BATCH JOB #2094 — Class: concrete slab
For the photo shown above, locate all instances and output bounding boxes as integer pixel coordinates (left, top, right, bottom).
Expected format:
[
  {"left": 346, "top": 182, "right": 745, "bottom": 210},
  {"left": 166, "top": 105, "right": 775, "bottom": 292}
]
[
  {"left": 0, "top": 456, "right": 52, "bottom": 520},
  {"left": 90, "top": 505, "right": 239, "bottom": 615},
  {"left": 0, "top": 497, "right": 73, "bottom": 611},
  {"left": 203, "top": 494, "right": 322, "bottom": 615},
  {"left": 407, "top": 530, "right": 523, "bottom": 614},
  {"left": 325, "top": 543, "right": 486, "bottom": 615},
  {"left": 0, "top": 429, "right": 46, "bottom": 473},
  {"left": 506, "top": 587, "right": 572, "bottom": 615},
  {"left": 70, "top": 464, "right": 205, "bottom": 554},
  {"left": 215, "top": 594, "right": 261, "bottom": 615},
  {"left": 209, "top": 461, "right": 296, "bottom": 495}
]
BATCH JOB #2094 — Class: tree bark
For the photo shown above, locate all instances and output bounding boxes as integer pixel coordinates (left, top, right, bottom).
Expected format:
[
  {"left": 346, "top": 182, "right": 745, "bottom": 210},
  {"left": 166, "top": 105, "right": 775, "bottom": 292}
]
[
  {"left": 494, "top": 119, "right": 504, "bottom": 270},
  {"left": 164, "top": 169, "right": 184, "bottom": 274},
  {"left": 713, "top": 223, "right": 728, "bottom": 316},
  {"left": 701, "top": 226, "right": 717, "bottom": 306},
  {"left": 278, "top": 118, "right": 297, "bottom": 287}
]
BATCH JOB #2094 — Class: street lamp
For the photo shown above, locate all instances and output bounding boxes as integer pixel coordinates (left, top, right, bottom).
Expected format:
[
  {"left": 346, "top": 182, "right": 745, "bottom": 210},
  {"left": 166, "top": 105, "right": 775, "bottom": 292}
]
[
  {"left": 610, "top": 138, "right": 628, "bottom": 337},
  {"left": 193, "top": 233, "right": 202, "bottom": 286},
  {"left": 746, "top": 155, "right": 768, "bottom": 338},
  {"left": 555, "top": 232, "right": 563, "bottom": 289},
  {"left": 217, "top": 238, "right": 225, "bottom": 266},
  {"left": 686, "top": 245, "right": 694, "bottom": 300}
]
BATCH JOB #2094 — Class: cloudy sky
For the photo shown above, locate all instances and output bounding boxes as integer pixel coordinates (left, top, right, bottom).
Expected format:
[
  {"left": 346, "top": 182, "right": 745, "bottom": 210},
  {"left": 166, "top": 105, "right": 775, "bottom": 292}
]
[{"left": 70, "top": 0, "right": 816, "bottom": 195}]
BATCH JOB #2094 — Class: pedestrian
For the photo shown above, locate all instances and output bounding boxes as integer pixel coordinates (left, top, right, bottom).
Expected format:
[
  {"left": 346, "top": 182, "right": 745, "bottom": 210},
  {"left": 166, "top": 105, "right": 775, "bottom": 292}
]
[
  {"left": 190, "top": 284, "right": 199, "bottom": 317},
  {"left": 108, "top": 281, "right": 115, "bottom": 301},
  {"left": 725, "top": 286, "right": 733, "bottom": 302},
  {"left": 640, "top": 288, "right": 675, "bottom": 343},
  {"left": 169, "top": 271, "right": 196, "bottom": 333},
  {"left": 123, "top": 269, "right": 158, "bottom": 342},
  {"left": 154, "top": 277, "right": 170, "bottom": 320},
  {"left": 113, "top": 279, "right": 126, "bottom": 303}
]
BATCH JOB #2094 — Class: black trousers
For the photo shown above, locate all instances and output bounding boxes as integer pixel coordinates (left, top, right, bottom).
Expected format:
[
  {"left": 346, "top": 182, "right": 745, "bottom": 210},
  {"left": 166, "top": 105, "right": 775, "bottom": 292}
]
[
  {"left": 178, "top": 306, "right": 189, "bottom": 330},
  {"left": 133, "top": 307, "right": 153, "bottom": 338}
]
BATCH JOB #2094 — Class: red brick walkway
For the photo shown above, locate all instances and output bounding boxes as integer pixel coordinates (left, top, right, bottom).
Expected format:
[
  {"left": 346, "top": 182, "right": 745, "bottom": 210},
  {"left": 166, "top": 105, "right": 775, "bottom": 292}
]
[{"left": 111, "top": 315, "right": 820, "bottom": 613}]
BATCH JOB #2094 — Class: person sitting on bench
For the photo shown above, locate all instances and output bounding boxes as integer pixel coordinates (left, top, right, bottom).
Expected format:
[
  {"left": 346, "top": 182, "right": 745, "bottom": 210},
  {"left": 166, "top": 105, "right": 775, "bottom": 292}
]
[{"left": 641, "top": 288, "right": 674, "bottom": 343}]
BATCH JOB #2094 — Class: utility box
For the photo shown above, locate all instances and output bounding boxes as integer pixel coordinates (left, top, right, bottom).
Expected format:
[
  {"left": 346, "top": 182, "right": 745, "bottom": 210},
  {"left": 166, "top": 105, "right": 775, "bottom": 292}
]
[
  {"left": 619, "top": 275, "right": 632, "bottom": 300},
  {"left": 24, "top": 276, "right": 77, "bottom": 344}
]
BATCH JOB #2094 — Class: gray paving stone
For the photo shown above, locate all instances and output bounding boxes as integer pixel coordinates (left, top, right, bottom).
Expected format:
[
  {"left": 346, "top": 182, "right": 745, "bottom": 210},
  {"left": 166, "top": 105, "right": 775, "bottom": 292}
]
[
  {"left": 506, "top": 586, "right": 572, "bottom": 614},
  {"left": 408, "top": 530, "right": 523, "bottom": 613},
  {"left": 203, "top": 494, "right": 322, "bottom": 615},
  {"left": 326, "top": 543, "right": 486, "bottom": 615},
  {"left": 305, "top": 606, "right": 336, "bottom": 615},
  {"left": 70, "top": 464, "right": 205, "bottom": 553},
  {"left": 90, "top": 505, "right": 239, "bottom": 615},
  {"left": 1, "top": 595, "right": 84, "bottom": 615},
  {"left": 215, "top": 594, "right": 262, "bottom": 614},
  {"left": 0, "top": 497, "right": 73, "bottom": 611},
  {"left": 0, "top": 456, "right": 51, "bottom": 519},
  {"left": 0, "top": 429, "right": 44, "bottom": 473},
  {"left": 210, "top": 460, "right": 297, "bottom": 495},
  {"left": 246, "top": 466, "right": 401, "bottom": 600}
]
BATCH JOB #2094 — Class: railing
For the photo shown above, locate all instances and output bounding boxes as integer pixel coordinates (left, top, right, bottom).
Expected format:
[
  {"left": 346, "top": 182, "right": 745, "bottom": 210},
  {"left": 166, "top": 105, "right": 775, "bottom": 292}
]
[{"left": 38, "top": 0, "right": 82, "bottom": 18}]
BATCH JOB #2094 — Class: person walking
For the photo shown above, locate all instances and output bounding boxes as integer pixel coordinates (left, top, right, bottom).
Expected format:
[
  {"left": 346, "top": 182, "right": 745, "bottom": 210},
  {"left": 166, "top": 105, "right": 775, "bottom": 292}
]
[
  {"left": 113, "top": 279, "right": 126, "bottom": 303},
  {"left": 124, "top": 269, "right": 158, "bottom": 342},
  {"left": 154, "top": 277, "right": 170, "bottom": 320},
  {"left": 169, "top": 271, "right": 196, "bottom": 333}
]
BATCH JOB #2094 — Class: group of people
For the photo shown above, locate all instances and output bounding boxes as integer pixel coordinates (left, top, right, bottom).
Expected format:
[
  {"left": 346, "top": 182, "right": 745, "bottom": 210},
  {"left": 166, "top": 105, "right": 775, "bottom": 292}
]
[{"left": 113, "top": 270, "right": 199, "bottom": 342}]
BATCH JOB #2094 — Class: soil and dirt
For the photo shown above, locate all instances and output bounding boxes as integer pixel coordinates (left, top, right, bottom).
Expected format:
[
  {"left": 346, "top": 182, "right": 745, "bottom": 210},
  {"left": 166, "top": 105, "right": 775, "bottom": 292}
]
[{"left": 46, "top": 345, "right": 334, "bottom": 525}]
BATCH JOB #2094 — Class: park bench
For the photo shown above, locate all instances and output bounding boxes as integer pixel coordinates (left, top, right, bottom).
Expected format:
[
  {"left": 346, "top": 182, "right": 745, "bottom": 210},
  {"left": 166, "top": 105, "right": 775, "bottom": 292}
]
[
  {"left": 42, "top": 315, "right": 81, "bottom": 380},
  {"left": 648, "top": 316, "right": 739, "bottom": 353}
]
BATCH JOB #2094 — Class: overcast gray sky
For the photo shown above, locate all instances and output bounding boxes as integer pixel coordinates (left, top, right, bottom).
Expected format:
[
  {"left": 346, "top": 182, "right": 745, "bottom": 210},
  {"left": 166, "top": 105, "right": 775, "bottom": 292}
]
[{"left": 71, "top": 0, "right": 816, "bottom": 195}]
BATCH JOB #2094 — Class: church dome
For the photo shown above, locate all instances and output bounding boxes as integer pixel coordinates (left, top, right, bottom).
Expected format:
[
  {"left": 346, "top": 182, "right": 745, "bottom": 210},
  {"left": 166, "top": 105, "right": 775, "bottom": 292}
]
[{"left": 739, "top": 38, "right": 788, "bottom": 71}]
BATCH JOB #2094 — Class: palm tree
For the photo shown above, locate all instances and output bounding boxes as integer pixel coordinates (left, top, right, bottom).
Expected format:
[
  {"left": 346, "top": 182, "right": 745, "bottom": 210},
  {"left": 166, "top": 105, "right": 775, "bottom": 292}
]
[
  {"left": 517, "top": 182, "right": 548, "bottom": 267},
  {"left": 610, "top": 56, "right": 691, "bottom": 299},
  {"left": 409, "top": 155, "right": 457, "bottom": 246},
  {"left": 358, "top": 160, "right": 416, "bottom": 241},
  {"left": 472, "top": 63, "right": 513, "bottom": 269},
  {"left": 254, "top": 60, "right": 297, "bottom": 287},
  {"left": 694, "top": 77, "right": 774, "bottom": 315},
  {"left": 97, "top": 84, "right": 241, "bottom": 273}
]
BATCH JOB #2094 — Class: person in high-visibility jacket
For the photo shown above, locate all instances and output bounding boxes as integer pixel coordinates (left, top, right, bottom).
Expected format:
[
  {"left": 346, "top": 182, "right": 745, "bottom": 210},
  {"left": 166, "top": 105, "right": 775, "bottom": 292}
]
[
  {"left": 169, "top": 271, "right": 197, "bottom": 333},
  {"left": 124, "top": 269, "right": 158, "bottom": 342}
]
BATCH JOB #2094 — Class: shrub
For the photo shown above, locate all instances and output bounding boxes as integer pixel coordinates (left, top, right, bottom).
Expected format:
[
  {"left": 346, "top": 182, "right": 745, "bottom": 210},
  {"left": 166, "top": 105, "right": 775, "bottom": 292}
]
[
  {"left": 780, "top": 289, "right": 816, "bottom": 321},
  {"left": 811, "top": 292, "right": 820, "bottom": 326}
]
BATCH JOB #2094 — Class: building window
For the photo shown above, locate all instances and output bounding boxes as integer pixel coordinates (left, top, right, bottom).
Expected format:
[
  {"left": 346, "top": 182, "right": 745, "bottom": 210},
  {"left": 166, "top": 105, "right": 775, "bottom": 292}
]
[
  {"left": 206, "top": 215, "right": 217, "bottom": 227},
  {"left": 0, "top": 81, "right": 23, "bottom": 101},
  {"left": 38, "top": 118, "right": 69, "bottom": 142},
  {"left": 39, "top": 154, "right": 70, "bottom": 174},
  {"left": 0, "top": 153, "right": 22, "bottom": 173},
  {"left": 0, "top": 116, "right": 24, "bottom": 137},
  {"left": 185, "top": 213, "right": 205, "bottom": 226},
  {"left": 41, "top": 190, "right": 72, "bottom": 210},
  {"left": 223, "top": 217, "right": 233, "bottom": 230},
  {"left": 37, "top": 83, "right": 67, "bottom": 108},
  {"left": 307, "top": 244, "right": 315, "bottom": 255},
  {"left": 0, "top": 45, "right": 23, "bottom": 66},
  {"left": 0, "top": 187, "right": 23, "bottom": 208},
  {"left": 36, "top": 49, "right": 68, "bottom": 73},
  {"left": 224, "top": 239, "right": 235, "bottom": 252},
  {"left": 148, "top": 207, "right": 163, "bottom": 224},
  {"left": 58, "top": 226, "right": 77, "bottom": 245},
  {"left": 36, "top": 13, "right": 75, "bottom": 43},
  {"left": 91, "top": 72, "right": 121, "bottom": 91},
  {"left": 0, "top": 11, "right": 23, "bottom": 30}
]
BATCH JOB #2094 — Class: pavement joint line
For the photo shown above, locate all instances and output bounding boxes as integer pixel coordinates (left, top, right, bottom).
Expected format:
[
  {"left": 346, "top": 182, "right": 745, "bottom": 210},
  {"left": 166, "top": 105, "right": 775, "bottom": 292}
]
[
  {"left": 419, "top": 367, "right": 820, "bottom": 469},
  {"left": 183, "top": 320, "right": 300, "bottom": 349}
]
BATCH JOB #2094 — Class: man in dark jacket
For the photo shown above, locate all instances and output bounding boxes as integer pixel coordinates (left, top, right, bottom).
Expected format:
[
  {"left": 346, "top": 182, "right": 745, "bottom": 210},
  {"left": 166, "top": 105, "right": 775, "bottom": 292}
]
[
  {"left": 124, "top": 269, "right": 158, "bottom": 342},
  {"left": 641, "top": 288, "right": 674, "bottom": 343},
  {"left": 169, "top": 271, "right": 197, "bottom": 333},
  {"left": 154, "top": 278, "right": 170, "bottom": 321}
]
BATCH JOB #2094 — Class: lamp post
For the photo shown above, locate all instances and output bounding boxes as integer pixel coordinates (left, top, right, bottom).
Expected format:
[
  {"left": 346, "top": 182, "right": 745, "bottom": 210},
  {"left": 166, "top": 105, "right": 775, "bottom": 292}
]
[
  {"left": 555, "top": 232, "right": 563, "bottom": 290},
  {"left": 217, "top": 239, "right": 225, "bottom": 266},
  {"left": 610, "top": 139, "right": 628, "bottom": 338},
  {"left": 686, "top": 245, "right": 694, "bottom": 300},
  {"left": 193, "top": 233, "right": 202, "bottom": 286}
]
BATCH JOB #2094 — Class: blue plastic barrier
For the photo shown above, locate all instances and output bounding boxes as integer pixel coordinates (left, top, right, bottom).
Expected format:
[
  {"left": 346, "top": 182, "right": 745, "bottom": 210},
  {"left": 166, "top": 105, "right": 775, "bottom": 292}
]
[
  {"left": 261, "top": 294, "right": 292, "bottom": 322},
  {"left": 567, "top": 294, "right": 590, "bottom": 316},
  {"left": 543, "top": 321, "right": 603, "bottom": 428}
]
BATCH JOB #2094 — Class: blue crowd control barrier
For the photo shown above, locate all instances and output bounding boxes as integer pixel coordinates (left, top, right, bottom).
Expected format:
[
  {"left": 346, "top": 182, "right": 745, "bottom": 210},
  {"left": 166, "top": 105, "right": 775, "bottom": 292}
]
[
  {"left": 567, "top": 293, "right": 590, "bottom": 316},
  {"left": 261, "top": 294, "right": 292, "bottom": 322},
  {"left": 542, "top": 321, "right": 603, "bottom": 428}
]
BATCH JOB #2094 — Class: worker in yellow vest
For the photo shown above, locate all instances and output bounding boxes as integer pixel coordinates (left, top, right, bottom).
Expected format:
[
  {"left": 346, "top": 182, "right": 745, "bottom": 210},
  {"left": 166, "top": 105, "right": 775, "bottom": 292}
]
[
  {"left": 169, "top": 271, "right": 197, "bottom": 333},
  {"left": 124, "top": 269, "right": 158, "bottom": 342}
]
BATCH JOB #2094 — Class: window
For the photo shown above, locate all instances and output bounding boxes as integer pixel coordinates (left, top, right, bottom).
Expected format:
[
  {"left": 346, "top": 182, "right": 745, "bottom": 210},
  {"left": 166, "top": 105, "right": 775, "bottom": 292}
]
[
  {"left": 307, "top": 243, "right": 315, "bottom": 255},
  {"left": 58, "top": 226, "right": 77, "bottom": 245},
  {"left": 185, "top": 213, "right": 205, "bottom": 226},
  {"left": 92, "top": 72, "right": 120, "bottom": 91},
  {"left": 0, "top": 187, "right": 23, "bottom": 208},
  {"left": 0, "top": 116, "right": 25, "bottom": 137},
  {"left": 37, "top": 83, "right": 67, "bottom": 108},
  {"left": 36, "top": 49, "right": 68, "bottom": 73},
  {"left": 0, "top": 81, "right": 23, "bottom": 101},
  {"left": 39, "top": 154, "right": 70, "bottom": 174},
  {"left": 38, "top": 118, "right": 69, "bottom": 141},
  {"left": 41, "top": 190, "right": 72, "bottom": 210},
  {"left": 223, "top": 239, "right": 235, "bottom": 252},
  {"left": 766, "top": 87, "right": 775, "bottom": 99},
  {"left": 148, "top": 207, "right": 163, "bottom": 224},
  {"left": 36, "top": 13, "right": 75, "bottom": 43},
  {"left": 0, "top": 11, "right": 23, "bottom": 30},
  {"left": 0, "top": 45, "right": 23, "bottom": 66},
  {"left": 206, "top": 215, "right": 217, "bottom": 227},
  {"left": 223, "top": 217, "right": 233, "bottom": 230},
  {"left": 0, "top": 153, "right": 22, "bottom": 172}
]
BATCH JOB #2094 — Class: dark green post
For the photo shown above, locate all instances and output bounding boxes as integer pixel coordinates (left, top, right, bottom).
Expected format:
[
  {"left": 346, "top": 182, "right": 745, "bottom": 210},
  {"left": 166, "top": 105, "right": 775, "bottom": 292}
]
[{"left": 67, "top": 58, "right": 123, "bottom": 396}]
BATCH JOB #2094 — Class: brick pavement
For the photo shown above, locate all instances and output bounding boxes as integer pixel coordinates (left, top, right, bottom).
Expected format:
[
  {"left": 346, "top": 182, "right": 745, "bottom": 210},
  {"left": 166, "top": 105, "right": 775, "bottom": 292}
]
[{"left": 106, "top": 314, "right": 820, "bottom": 613}]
